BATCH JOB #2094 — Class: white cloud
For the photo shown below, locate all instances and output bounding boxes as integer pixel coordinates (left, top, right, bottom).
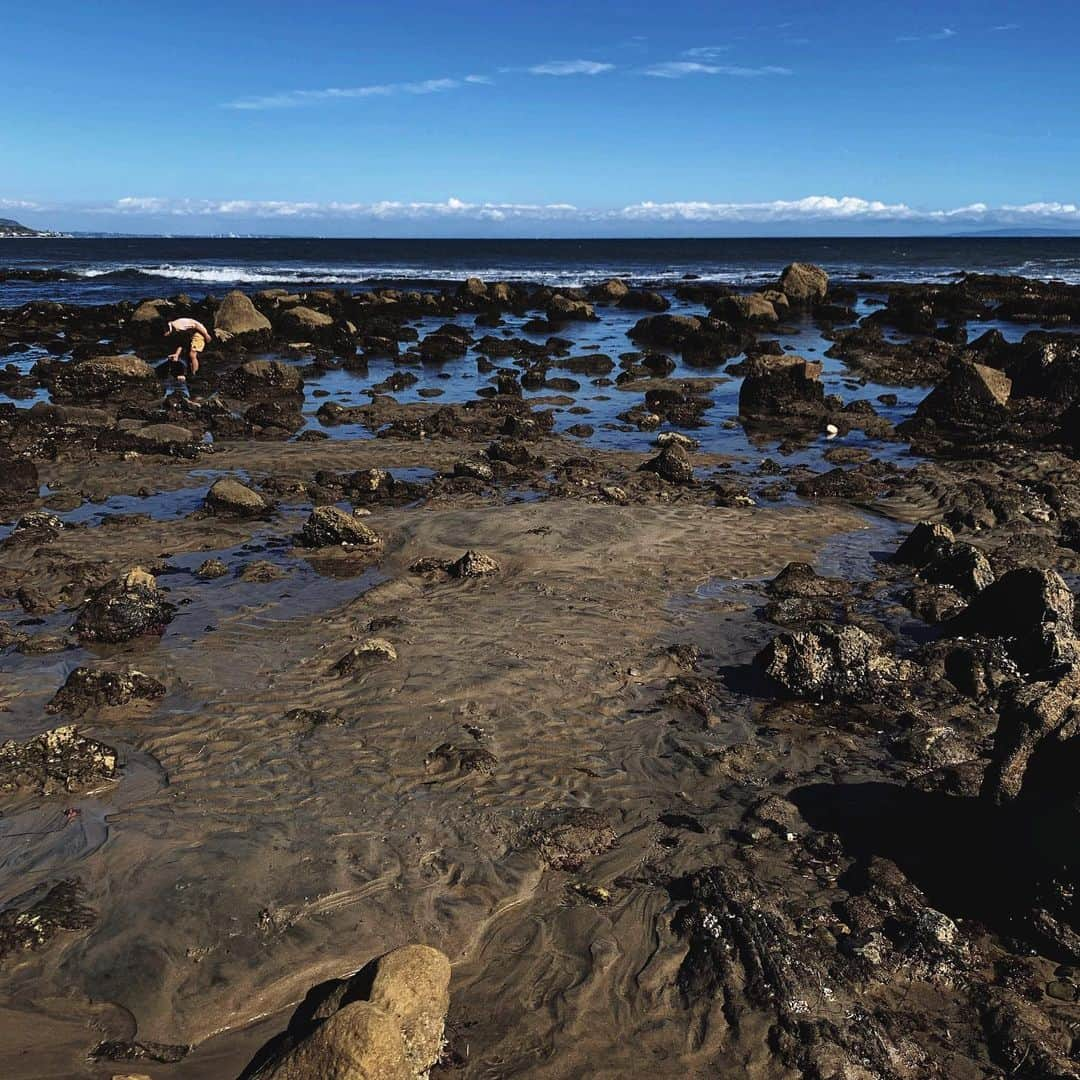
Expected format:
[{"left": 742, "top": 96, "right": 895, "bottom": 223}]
[
  {"left": 0, "top": 198, "right": 42, "bottom": 211},
  {"left": 992, "top": 23, "right": 1020, "bottom": 32},
  {"left": 682, "top": 45, "right": 731, "bottom": 59},
  {"left": 644, "top": 61, "right": 792, "bottom": 78},
  {"left": 82, "top": 194, "right": 1080, "bottom": 227},
  {"left": 225, "top": 76, "right": 473, "bottom": 110},
  {"left": 897, "top": 27, "right": 957, "bottom": 42},
  {"left": 526, "top": 60, "right": 614, "bottom": 76}
]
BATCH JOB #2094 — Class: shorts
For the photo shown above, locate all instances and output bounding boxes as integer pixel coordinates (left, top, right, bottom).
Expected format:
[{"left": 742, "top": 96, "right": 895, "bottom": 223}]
[{"left": 190, "top": 332, "right": 206, "bottom": 353}]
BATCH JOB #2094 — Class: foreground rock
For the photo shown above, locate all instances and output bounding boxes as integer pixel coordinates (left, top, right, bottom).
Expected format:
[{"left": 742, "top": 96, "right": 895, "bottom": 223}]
[
  {"left": 0, "top": 725, "right": 117, "bottom": 794},
  {"left": 249, "top": 945, "right": 451, "bottom": 1080},
  {"left": 74, "top": 568, "right": 176, "bottom": 644},
  {"left": 301, "top": 506, "right": 381, "bottom": 548}
]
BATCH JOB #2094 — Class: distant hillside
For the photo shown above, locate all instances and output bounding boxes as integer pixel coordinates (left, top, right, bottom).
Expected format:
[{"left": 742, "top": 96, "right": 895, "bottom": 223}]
[{"left": 0, "top": 217, "right": 67, "bottom": 238}]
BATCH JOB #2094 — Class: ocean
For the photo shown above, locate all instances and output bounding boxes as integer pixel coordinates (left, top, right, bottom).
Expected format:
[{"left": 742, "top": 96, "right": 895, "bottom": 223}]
[{"left": 4, "top": 236, "right": 1080, "bottom": 307}]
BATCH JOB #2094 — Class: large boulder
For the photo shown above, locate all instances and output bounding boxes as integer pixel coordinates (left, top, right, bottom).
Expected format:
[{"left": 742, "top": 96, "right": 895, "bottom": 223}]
[
  {"left": 946, "top": 567, "right": 1077, "bottom": 671},
  {"left": 301, "top": 506, "right": 381, "bottom": 548},
  {"left": 588, "top": 277, "right": 630, "bottom": 302},
  {"left": 779, "top": 262, "right": 829, "bottom": 305},
  {"left": 738, "top": 354, "right": 826, "bottom": 420},
  {"left": 758, "top": 623, "right": 903, "bottom": 700},
  {"left": 214, "top": 290, "right": 272, "bottom": 341},
  {"left": 628, "top": 313, "right": 702, "bottom": 348},
  {"left": 227, "top": 360, "right": 304, "bottom": 401},
  {"left": 914, "top": 362, "right": 1012, "bottom": 426},
  {"left": 710, "top": 293, "right": 778, "bottom": 325},
  {"left": 205, "top": 476, "right": 272, "bottom": 517},
  {"left": 547, "top": 295, "right": 595, "bottom": 322},
  {"left": 74, "top": 568, "right": 176, "bottom": 644},
  {"left": 52, "top": 354, "right": 159, "bottom": 401},
  {"left": 278, "top": 305, "right": 335, "bottom": 337}
]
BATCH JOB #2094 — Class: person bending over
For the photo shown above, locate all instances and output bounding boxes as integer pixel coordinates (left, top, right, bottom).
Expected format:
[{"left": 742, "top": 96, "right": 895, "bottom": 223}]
[{"left": 164, "top": 317, "right": 213, "bottom": 381}]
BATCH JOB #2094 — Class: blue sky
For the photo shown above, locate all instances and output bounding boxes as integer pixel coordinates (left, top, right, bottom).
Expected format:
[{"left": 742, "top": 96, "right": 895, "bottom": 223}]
[{"left": 2, "top": 0, "right": 1077, "bottom": 235}]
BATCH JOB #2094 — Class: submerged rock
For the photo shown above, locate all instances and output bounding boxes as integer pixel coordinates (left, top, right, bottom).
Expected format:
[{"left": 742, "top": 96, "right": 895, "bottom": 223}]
[
  {"left": 0, "top": 880, "right": 95, "bottom": 962},
  {"left": 74, "top": 567, "right": 176, "bottom": 644},
  {"left": 335, "top": 637, "right": 398, "bottom": 672},
  {"left": 533, "top": 808, "right": 618, "bottom": 870},
  {"left": 301, "top": 506, "right": 381, "bottom": 548}
]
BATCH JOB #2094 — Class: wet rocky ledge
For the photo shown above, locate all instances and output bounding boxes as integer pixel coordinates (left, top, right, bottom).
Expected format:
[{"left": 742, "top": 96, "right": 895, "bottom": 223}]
[{"left": 0, "top": 265, "right": 1078, "bottom": 1078}]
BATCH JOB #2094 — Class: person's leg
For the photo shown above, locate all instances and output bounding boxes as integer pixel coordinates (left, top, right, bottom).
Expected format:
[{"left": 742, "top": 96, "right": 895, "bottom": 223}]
[{"left": 188, "top": 348, "right": 200, "bottom": 377}]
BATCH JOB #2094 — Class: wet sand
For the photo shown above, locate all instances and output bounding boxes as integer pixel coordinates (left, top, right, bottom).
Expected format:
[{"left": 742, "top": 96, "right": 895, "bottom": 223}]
[{"left": 1, "top": 269, "right": 1079, "bottom": 1078}]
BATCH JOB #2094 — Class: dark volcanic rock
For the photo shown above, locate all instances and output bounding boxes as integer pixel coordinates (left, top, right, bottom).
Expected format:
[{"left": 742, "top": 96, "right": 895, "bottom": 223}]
[
  {"left": 758, "top": 623, "right": 904, "bottom": 700},
  {"left": 74, "top": 568, "right": 176, "bottom": 644},
  {"left": 0, "top": 724, "right": 118, "bottom": 794},
  {"left": 0, "top": 881, "right": 95, "bottom": 962},
  {"left": 0, "top": 449, "right": 38, "bottom": 506},
  {"left": 447, "top": 550, "right": 500, "bottom": 578},
  {"left": 738, "top": 355, "right": 826, "bottom": 421},
  {"left": 914, "top": 362, "right": 1012, "bottom": 426},
  {"left": 628, "top": 313, "right": 702, "bottom": 348},
  {"left": 52, "top": 354, "right": 159, "bottom": 402},
  {"left": 227, "top": 359, "right": 304, "bottom": 400},
  {"left": 47, "top": 667, "right": 166, "bottom": 717},
  {"left": 946, "top": 567, "right": 1077, "bottom": 671},
  {"left": 639, "top": 443, "right": 695, "bottom": 484}
]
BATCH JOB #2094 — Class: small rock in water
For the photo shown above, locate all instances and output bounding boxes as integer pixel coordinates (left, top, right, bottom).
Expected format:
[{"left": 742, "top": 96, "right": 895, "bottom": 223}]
[
  {"left": 75, "top": 567, "right": 175, "bottom": 643},
  {"left": 196, "top": 558, "right": 229, "bottom": 579},
  {"left": 639, "top": 443, "right": 695, "bottom": 484},
  {"left": 301, "top": 505, "right": 381, "bottom": 548},
  {"left": 447, "top": 550, "right": 500, "bottom": 578},
  {"left": 204, "top": 476, "right": 272, "bottom": 517},
  {"left": 335, "top": 637, "right": 398, "bottom": 673}
]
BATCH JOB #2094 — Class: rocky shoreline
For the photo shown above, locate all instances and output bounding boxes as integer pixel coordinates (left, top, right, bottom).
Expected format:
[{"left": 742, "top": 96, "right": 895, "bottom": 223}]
[{"left": 0, "top": 263, "right": 1078, "bottom": 1078}]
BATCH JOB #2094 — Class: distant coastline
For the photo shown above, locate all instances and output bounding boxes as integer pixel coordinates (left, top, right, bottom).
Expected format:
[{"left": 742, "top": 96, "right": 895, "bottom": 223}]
[{"left": 0, "top": 218, "right": 70, "bottom": 239}]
